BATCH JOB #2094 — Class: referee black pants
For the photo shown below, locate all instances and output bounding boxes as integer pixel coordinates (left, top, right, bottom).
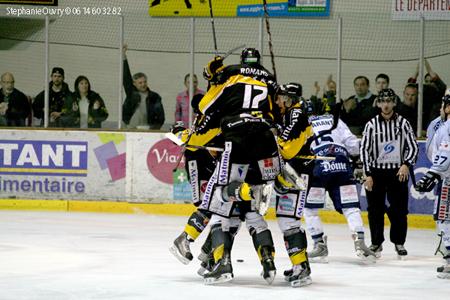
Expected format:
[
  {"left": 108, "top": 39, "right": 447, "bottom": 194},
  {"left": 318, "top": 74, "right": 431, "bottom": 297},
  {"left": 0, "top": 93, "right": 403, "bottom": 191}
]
[{"left": 365, "top": 168, "right": 409, "bottom": 246}]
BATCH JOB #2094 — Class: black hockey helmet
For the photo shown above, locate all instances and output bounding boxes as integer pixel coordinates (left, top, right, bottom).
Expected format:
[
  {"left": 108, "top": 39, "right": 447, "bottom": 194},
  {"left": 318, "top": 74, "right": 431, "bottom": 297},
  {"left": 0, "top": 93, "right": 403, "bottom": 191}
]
[
  {"left": 241, "top": 48, "right": 261, "bottom": 65},
  {"left": 276, "top": 83, "right": 302, "bottom": 107}
]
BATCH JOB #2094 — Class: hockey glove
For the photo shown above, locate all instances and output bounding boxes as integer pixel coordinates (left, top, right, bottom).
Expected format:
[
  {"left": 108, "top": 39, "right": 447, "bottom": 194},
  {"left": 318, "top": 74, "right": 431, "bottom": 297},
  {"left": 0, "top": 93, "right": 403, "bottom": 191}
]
[
  {"left": 203, "top": 56, "right": 224, "bottom": 82},
  {"left": 350, "top": 156, "right": 364, "bottom": 184},
  {"left": 170, "top": 121, "right": 186, "bottom": 134},
  {"left": 415, "top": 171, "right": 441, "bottom": 192}
]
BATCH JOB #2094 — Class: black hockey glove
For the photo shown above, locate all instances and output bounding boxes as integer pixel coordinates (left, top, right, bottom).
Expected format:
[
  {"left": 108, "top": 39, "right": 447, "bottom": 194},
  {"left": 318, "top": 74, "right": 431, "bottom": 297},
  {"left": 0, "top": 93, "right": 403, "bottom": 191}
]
[
  {"left": 170, "top": 121, "right": 186, "bottom": 134},
  {"left": 415, "top": 171, "right": 441, "bottom": 192}
]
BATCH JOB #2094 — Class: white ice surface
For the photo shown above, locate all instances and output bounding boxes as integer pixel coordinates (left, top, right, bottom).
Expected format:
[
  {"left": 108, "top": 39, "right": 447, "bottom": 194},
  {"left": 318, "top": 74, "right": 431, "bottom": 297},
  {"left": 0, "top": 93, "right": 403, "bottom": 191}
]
[{"left": 0, "top": 211, "right": 447, "bottom": 300}]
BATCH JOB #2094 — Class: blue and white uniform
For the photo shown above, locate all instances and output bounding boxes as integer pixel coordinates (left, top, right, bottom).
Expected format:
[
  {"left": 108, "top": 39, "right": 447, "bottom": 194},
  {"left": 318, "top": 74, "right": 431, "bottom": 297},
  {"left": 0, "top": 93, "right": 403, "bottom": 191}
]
[
  {"left": 304, "top": 114, "right": 367, "bottom": 244},
  {"left": 425, "top": 119, "right": 450, "bottom": 258}
]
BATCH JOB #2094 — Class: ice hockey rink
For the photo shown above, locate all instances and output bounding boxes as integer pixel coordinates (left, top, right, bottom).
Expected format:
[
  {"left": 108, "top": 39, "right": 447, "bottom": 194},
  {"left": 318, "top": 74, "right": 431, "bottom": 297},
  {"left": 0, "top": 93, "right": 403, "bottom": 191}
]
[{"left": 0, "top": 210, "right": 447, "bottom": 300}]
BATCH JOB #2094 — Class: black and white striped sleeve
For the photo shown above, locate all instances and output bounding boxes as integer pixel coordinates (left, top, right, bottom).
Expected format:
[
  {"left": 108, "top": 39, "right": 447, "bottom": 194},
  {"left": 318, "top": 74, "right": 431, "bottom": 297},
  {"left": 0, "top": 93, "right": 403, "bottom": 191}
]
[
  {"left": 401, "top": 117, "right": 419, "bottom": 166},
  {"left": 360, "top": 119, "right": 374, "bottom": 176}
]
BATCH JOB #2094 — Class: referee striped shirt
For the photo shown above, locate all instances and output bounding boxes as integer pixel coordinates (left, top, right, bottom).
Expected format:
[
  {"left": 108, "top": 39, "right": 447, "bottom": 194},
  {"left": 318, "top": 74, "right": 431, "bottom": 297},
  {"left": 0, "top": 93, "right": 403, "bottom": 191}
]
[{"left": 360, "top": 113, "right": 418, "bottom": 176}]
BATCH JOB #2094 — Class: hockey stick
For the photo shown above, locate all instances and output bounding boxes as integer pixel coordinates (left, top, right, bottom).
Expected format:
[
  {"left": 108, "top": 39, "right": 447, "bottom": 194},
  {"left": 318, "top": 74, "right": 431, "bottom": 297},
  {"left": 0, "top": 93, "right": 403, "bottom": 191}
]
[
  {"left": 165, "top": 132, "right": 224, "bottom": 152},
  {"left": 169, "top": 131, "right": 334, "bottom": 160},
  {"left": 295, "top": 155, "right": 336, "bottom": 161},
  {"left": 262, "top": 0, "right": 277, "bottom": 80},
  {"left": 221, "top": 44, "right": 246, "bottom": 59},
  {"left": 208, "top": 0, "right": 219, "bottom": 56}
]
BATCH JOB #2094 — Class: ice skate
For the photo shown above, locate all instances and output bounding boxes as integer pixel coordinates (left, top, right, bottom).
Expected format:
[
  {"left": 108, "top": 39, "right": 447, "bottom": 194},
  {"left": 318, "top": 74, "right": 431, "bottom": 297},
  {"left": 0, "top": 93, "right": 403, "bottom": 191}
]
[
  {"left": 437, "top": 263, "right": 450, "bottom": 279},
  {"left": 260, "top": 247, "right": 276, "bottom": 284},
  {"left": 394, "top": 244, "right": 407, "bottom": 260},
  {"left": 203, "top": 253, "right": 233, "bottom": 285},
  {"left": 169, "top": 232, "right": 193, "bottom": 265},
  {"left": 369, "top": 244, "right": 383, "bottom": 259},
  {"left": 283, "top": 268, "right": 293, "bottom": 281},
  {"left": 354, "top": 235, "right": 376, "bottom": 263},
  {"left": 288, "top": 262, "right": 312, "bottom": 287},
  {"left": 197, "top": 251, "right": 215, "bottom": 276},
  {"left": 308, "top": 236, "right": 329, "bottom": 263}
]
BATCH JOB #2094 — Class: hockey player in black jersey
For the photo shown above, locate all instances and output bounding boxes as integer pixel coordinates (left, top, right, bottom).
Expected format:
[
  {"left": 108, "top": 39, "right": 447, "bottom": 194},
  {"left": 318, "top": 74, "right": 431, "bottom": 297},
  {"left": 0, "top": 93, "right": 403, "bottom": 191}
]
[
  {"left": 199, "top": 50, "right": 280, "bottom": 285},
  {"left": 273, "top": 83, "right": 315, "bottom": 287}
]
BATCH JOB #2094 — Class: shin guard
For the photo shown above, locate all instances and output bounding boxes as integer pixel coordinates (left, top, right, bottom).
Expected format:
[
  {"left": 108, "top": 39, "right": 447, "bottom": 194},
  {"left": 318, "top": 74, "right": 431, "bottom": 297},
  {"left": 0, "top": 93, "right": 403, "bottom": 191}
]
[
  {"left": 184, "top": 209, "right": 211, "bottom": 241},
  {"left": 284, "top": 227, "right": 308, "bottom": 266},
  {"left": 210, "top": 224, "right": 232, "bottom": 263}
]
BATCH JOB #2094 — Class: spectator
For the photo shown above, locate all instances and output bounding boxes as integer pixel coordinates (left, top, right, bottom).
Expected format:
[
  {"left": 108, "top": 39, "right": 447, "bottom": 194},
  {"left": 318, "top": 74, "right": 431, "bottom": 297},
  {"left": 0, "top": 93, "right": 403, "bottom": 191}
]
[
  {"left": 33, "top": 67, "right": 72, "bottom": 127},
  {"left": 310, "top": 75, "right": 340, "bottom": 116},
  {"left": 0, "top": 72, "right": 30, "bottom": 127},
  {"left": 396, "top": 83, "right": 419, "bottom": 133},
  {"left": 175, "top": 73, "right": 204, "bottom": 126},
  {"left": 61, "top": 75, "right": 109, "bottom": 128},
  {"left": 408, "top": 59, "right": 447, "bottom": 129},
  {"left": 341, "top": 75, "right": 377, "bottom": 135},
  {"left": 122, "top": 45, "right": 165, "bottom": 130},
  {"left": 375, "top": 73, "right": 390, "bottom": 94}
]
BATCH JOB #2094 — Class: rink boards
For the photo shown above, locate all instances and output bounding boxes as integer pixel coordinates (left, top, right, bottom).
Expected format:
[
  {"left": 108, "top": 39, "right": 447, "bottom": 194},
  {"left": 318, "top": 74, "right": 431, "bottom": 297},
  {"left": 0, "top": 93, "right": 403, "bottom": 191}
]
[{"left": 0, "top": 129, "right": 436, "bottom": 228}]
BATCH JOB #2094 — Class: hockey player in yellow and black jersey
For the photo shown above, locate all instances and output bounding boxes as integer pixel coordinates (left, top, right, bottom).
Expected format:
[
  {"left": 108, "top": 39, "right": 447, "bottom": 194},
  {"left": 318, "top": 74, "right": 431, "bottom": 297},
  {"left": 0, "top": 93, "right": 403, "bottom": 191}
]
[
  {"left": 199, "top": 49, "right": 282, "bottom": 285},
  {"left": 272, "top": 83, "right": 315, "bottom": 287}
]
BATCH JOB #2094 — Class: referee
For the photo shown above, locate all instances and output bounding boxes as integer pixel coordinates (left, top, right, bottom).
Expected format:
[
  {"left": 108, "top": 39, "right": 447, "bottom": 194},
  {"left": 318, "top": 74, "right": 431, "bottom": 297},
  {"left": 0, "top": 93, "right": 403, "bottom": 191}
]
[{"left": 360, "top": 88, "right": 418, "bottom": 258}]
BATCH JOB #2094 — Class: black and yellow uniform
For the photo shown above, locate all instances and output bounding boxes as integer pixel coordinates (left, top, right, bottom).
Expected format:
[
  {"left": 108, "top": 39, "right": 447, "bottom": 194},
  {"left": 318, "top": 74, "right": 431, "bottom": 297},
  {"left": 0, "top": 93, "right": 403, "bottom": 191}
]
[
  {"left": 273, "top": 95, "right": 315, "bottom": 286},
  {"left": 200, "top": 63, "right": 280, "bottom": 285},
  {"left": 198, "top": 71, "right": 279, "bottom": 187}
]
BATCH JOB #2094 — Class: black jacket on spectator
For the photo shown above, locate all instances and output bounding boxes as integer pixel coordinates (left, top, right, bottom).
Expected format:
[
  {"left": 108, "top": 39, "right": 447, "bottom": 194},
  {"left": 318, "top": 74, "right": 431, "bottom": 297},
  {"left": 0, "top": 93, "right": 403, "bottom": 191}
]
[
  {"left": 408, "top": 76, "right": 447, "bottom": 129},
  {"left": 122, "top": 59, "right": 165, "bottom": 129},
  {"left": 395, "top": 102, "right": 417, "bottom": 133},
  {"left": 61, "top": 91, "right": 109, "bottom": 128},
  {"left": 341, "top": 94, "right": 377, "bottom": 136},
  {"left": 33, "top": 82, "right": 72, "bottom": 126},
  {"left": 0, "top": 88, "right": 30, "bottom": 126}
]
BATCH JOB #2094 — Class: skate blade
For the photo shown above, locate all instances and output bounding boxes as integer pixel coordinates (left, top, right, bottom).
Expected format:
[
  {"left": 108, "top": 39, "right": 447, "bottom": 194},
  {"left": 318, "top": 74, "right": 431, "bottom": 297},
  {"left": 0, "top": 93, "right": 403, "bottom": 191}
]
[
  {"left": 291, "top": 276, "right": 312, "bottom": 287},
  {"left": 397, "top": 255, "right": 407, "bottom": 261},
  {"left": 356, "top": 252, "right": 377, "bottom": 264},
  {"left": 169, "top": 245, "right": 191, "bottom": 265},
  {"left": 437, "top": 272, "right": 450, "bottom": 279},
  {"left": 197, "top": 266, "right": 208, "bottom": 277},
  {"left": 309, "top": 256, "right": 329, "bottom": 264},
  {"left": 262, "top": 270, "right": 276, "bottom": 284},
  {"left": 204, "top": 273, "right": 233, "bottom": 285}
]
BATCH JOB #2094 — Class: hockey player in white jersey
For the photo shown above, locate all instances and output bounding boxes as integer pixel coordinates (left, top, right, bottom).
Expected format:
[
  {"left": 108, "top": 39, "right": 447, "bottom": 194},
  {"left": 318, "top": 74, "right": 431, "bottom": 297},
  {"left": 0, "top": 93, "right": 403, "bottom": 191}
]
[
  {"left": 303, "top": 98, "right": 376, "bottom": 262},
  {"left": 415, "top": 94, "right": 450, "bottom": 279}
]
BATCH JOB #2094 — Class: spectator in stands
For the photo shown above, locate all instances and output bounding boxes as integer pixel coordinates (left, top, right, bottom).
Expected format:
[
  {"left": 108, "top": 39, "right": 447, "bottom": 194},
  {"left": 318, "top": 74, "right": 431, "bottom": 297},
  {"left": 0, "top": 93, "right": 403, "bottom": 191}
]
[
  {"left": 33, "top": 67, "right": 72, "bottom": 127},
  {"left": 341, "top": 75, "right": 377, "bottom": 135},
  {"left": 61, "top": 75, "right": 109, "bottom": 128},
  {"left": 310, "top": 74, "right": 340, "bottom": 116},
  {"left": 0, "top": 72, "right": 31, "bottom": 127},
  {"left": 396, "top": 83, "right": 419, "bottom": 134},
  {"left": 408, "top": 59, "right": 447, "bottom": 129},
  {"left": 175, "top": 73, "right": 204, "bottom": 126},
  {"left": 122, "top": 45, "right": 165, "bottom": 130},
  {"left": 375, "top": 73, "right": 390, "bottom": 94}
]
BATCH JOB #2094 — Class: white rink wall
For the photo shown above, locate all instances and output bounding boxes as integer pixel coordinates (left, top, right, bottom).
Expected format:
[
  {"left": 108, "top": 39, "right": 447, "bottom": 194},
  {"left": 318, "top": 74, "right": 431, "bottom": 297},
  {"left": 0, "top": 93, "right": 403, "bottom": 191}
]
[{"left": 0, "top": 129, "right": 179, "bottom": 202}]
